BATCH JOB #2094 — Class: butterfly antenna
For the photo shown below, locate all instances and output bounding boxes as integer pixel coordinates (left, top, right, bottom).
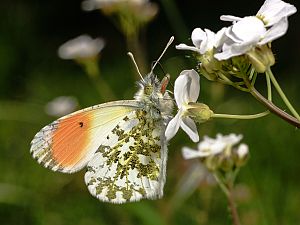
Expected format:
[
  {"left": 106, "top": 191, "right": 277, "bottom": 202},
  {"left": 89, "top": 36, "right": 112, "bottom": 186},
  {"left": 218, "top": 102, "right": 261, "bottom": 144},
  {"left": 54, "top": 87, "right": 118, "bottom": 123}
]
[
  {"left": 127, "top": 52, "right": 145, "bottom": 82},
  {"left": 151, "top": 36, "right": 174, "bottom": 74}
]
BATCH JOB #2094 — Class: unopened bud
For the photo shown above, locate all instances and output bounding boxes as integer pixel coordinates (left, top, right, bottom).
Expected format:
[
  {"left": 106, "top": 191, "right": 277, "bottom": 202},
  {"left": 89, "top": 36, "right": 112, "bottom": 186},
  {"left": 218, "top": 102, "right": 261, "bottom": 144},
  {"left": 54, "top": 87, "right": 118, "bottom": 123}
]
[{"left": 234, "top": 144, "right": 249, "bottom": 167}]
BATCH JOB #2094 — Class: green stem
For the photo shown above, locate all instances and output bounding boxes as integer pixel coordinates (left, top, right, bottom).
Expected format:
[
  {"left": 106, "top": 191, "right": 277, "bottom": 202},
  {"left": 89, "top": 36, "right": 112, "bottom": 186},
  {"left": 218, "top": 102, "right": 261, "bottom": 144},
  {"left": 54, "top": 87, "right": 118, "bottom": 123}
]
[
  {"left": 266, "top": 72, "right": 272, "bottom": 101},
  {"left": 218, "top": 73, "right": 249, "bottom": 92},
  {"left": 213, "top": 173, "right": 230, "bottom": 198},
  {"left": 266, "top": 68, "right": 300, "bottom": 121},
  {"left": 213, "top": 172, "right": 241, "bottom": 225},
  {"left": 249, "top": 67, "right": 256, "bottom": 80},
  {"left": 212, "top": 111, "right": 269, "bottom": 120},
  {"left": 251, "top": 73, "right": 257, "bottom": 86},
  {"left": 243, "top": 76, "right": 300, "bottom": 128},
  {"left": 82, "top": 59, "right": 116, "bottom": 101}
]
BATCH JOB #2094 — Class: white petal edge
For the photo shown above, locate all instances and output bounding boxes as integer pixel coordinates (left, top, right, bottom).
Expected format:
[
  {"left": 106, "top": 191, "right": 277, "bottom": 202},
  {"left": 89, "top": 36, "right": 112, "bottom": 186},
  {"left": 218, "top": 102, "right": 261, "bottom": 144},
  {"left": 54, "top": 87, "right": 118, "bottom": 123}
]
[
  {"left": 181, "top": 117, "right": 199, "bottom": 142},
  {"left": 220, "top": 15, "right": 242, "bottom": 22},
  {"left": 175, "top": 44, "right": 200, "bottom": 53},
  {"left": 165, "top": 112, "right": 182, "bottom": 141},
  {"left": 174, "top": 73, "right": 189, "bottom": 108}
]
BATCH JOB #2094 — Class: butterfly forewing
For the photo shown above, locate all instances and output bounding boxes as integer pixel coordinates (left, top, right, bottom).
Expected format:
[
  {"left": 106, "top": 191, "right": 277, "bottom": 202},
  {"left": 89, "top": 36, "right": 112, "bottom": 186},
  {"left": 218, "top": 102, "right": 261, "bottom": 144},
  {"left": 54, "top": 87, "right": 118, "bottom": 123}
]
[
  {"left": 30, "top": 100, "right": 140, "bottom": 173},
  {"left": 84, "top": 108, "right": 167, "bottom": 203}
]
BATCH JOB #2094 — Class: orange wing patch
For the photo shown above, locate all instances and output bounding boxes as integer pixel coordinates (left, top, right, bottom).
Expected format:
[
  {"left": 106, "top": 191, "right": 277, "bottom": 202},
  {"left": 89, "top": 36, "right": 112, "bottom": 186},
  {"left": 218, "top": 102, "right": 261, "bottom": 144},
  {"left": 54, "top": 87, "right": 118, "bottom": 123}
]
[{"left": 52, "top": 112, "right": 92, "bottom": 167}]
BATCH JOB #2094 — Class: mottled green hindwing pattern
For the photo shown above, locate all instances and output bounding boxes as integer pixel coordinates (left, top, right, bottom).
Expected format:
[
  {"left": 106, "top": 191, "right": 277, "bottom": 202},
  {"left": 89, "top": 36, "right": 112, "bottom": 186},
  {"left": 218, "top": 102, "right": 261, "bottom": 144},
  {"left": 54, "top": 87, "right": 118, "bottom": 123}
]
[{"left": 84, "top": 109, "right": 167, "bottom": 203}]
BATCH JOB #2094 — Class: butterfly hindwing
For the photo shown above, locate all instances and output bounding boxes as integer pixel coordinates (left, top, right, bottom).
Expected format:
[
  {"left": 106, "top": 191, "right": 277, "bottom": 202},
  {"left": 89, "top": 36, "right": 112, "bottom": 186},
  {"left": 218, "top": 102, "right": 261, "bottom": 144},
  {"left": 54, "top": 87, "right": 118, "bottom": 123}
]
[
  {"left": 84, "top": 108, "right": 168, "bottom": 203},
  {"left": 30, "top": 100, "right": 140, "bottom": 173}
]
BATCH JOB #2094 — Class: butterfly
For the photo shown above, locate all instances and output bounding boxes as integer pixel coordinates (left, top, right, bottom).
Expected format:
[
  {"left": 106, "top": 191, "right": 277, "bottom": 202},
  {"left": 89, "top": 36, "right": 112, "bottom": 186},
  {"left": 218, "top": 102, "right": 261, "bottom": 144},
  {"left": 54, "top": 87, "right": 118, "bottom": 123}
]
[{"left": 30, "top": 37, "right": 174, "bottom": 204}]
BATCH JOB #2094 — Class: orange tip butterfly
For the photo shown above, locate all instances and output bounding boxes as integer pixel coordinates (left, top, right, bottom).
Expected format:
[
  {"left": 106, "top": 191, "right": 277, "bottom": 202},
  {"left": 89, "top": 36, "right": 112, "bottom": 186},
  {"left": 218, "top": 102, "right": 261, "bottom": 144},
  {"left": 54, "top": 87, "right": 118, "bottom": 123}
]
[{"left": 30, "top": 37, "right": 174, "bottom": 203}]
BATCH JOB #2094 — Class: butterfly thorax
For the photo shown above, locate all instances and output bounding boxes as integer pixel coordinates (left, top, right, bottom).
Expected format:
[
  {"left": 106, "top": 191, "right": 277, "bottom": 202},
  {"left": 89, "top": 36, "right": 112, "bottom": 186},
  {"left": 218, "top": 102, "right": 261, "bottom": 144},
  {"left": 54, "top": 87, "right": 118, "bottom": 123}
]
[{"left": 134, "top": 73, "right": 173, "bottom": 121}]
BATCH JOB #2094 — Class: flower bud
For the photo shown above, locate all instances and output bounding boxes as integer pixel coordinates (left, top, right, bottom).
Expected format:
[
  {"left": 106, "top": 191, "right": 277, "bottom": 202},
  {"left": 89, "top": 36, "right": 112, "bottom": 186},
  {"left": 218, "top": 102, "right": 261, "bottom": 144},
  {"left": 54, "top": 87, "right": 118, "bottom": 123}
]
[
  {"left": 234, "top": 144, "right": 249, "bottom": 167},
  {"left": 198, "top": 50, "right": 223, "bottom": 81},
  {"left": 186, "top": 103, "right": 214, "bottom": 123},
  {"left": 246, "top": 44, "right": 275, "bottom": 73}
]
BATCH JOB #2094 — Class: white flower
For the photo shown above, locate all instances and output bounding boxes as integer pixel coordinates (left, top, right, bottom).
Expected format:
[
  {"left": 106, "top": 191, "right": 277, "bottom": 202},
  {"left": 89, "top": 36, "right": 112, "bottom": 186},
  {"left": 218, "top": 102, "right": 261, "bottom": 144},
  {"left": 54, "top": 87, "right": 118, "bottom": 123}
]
[
  {"left": 215, "top": 0, "right": 297, "bottom": 60},
  {"left": 182, "top": 134, "right": 243, "bottom": 159},
  {"left": 257, "top": 0, "right": 297, "bottom": 26},
  {"left": 45, "top": 96, "right": 78, "bottom": 117},
  {"left": 165, "top": 69, "right": 200, "bottom": 142},
  {"left": 58, "top": 35, "right": 105, "bottom": 60},
  {"left": 176, "top": 27, "right": 227, "bottom": 54}
]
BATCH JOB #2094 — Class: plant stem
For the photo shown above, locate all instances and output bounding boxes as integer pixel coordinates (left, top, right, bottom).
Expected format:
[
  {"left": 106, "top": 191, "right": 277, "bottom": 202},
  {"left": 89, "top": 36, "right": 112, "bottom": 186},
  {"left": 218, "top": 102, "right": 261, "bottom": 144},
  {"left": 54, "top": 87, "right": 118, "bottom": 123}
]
[
  {"left": 266, "top": 68, "right": 300, "bottom": 121},
  {"left": 248, "top": 67, "right": 255, "bottom": 80},
  {"left": 213, "top": 173, "right": 230, "bottom": 197},
  {"left": 227, "top": 185, "right": 242, "bottom": 225},
  {"left": 217, "top": 77, "right": 249, "bottom": 92},
  {"left": 251, "top": 73, "right": 257, "bottom": 86},
  {"left": 265, "top": 72, "right": 272, "bottom": 101},
  {"left": 243, "top": 76, "right": 300, "bottom": 128},
  {"left": 213, "top": 172, "right": 241, "bottom": 225},
  {"left": 212, "top": 111, "right": 269, "bottom": 120}
]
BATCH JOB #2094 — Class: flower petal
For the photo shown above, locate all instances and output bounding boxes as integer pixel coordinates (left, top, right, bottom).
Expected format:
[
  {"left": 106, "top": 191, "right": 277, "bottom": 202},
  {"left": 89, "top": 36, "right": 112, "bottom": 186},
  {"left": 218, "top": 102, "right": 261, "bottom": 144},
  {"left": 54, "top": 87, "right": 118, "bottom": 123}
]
[
  {"left": 200, "top": 29, "right": 215, "bottom": 54},
  {"left": 214, "top": 41, "right": 252, "bottom": 60},
  {"left": 185, "top": 69, "right": 200, "bottom": 103},
  {"left": 165, "top": 112, "right": 182, "bottom": 141},
  {"left": 175, "top": 44, "right": 200, "bottom": 53},
  {"left": 174, "top": 70, "right": 200, "bottom": 106},
  {"left": 230, "top": 16, "right": 266, "bottom": 43},
  {"left": 257, "top": 0, "right": 297, "bottom": 26},
  {"left": 182, "top": 147, "right": 207, "bottom": 159},
  {"left": 220, "top": 15, "right": 242, "bottom": 22},
  {"left": 174, "top": 73, "right": 189, "bottom": 107},
  {"left": 191, "top": 28, "right": 206, "bottom": 49},
  {"left": 181, "top": 117, "right": 199, "bottom": 142},
  {"left": 214, "top": 27, "right": 228, "bottom": 49},
  {"left": 259, "top": 17, "right": 288, "bottom": 45},
  {"left": 58, "top": 35, "right": 105, "bottom": 59},
  {"left": 216, "top": 133, "right": 243, "bottom": 146}
]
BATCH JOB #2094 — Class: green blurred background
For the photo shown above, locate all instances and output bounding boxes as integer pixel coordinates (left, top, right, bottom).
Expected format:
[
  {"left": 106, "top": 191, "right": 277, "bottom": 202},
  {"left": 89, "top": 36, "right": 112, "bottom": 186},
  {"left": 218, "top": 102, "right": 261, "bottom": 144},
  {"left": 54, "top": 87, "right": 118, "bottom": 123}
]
[{"left": 1, "top": 0, "right": 300, "bottom": 225}]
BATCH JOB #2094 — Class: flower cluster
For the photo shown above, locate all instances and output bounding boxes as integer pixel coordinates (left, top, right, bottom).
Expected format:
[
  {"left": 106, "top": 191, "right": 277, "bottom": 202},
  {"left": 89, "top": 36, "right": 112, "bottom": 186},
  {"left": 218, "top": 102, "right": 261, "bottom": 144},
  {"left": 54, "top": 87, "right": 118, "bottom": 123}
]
[
  {"left": 82, "top": 0, "right": 158, "bottom": 37},
  {"left": 177, "top": 0, "right": 296, "bottom": 75},
  {"left": 58, "top": 35, "right": 105, "bottom": 60},
  {"left": 182, "top": 134, "right": 249, "bottom": 171}
]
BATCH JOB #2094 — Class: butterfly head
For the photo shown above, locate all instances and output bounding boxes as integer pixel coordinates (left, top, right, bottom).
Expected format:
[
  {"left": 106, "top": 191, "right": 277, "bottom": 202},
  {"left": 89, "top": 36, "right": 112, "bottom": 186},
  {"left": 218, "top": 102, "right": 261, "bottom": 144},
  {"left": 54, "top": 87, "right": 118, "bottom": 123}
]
[{"left": 135, "top": 72, "right": 164, "bottom": 101}]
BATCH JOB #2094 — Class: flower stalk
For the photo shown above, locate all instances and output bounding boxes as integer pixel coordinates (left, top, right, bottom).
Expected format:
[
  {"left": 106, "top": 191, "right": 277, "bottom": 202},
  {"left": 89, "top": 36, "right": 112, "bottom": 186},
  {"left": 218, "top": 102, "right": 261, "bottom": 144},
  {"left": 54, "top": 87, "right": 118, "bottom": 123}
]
[
  {"left": 266, "top": 67, "right": 300, "bottom": 121},
  {"left": 243, "top": 76, "right": 300, "bottom": 128},
  {"left": 213, "top": 170, "right": 242, "bottom": 225},
  {"left": 212, "top": 111, "right": 269, "bottom": 120}
]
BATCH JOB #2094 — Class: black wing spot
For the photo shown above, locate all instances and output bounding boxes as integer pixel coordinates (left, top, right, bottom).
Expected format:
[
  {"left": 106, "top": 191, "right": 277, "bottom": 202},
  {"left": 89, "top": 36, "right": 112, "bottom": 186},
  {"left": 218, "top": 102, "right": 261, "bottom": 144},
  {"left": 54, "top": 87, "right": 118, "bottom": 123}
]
[{"left": 79, "top": 122, "right": 84, "bottom": 127}]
